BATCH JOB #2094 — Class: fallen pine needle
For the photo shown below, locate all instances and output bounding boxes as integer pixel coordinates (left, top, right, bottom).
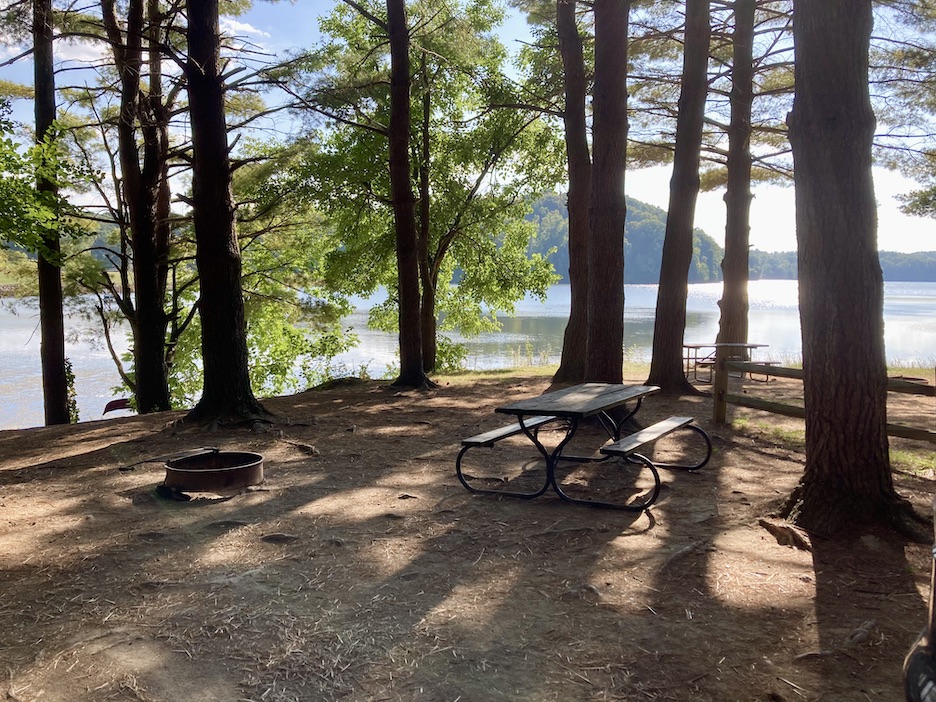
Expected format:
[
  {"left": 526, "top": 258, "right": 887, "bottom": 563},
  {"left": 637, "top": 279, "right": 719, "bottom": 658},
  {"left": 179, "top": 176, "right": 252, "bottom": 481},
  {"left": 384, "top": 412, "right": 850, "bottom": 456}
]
[{"left": 778, "top": 676, "right": 806, "bottom": 692}]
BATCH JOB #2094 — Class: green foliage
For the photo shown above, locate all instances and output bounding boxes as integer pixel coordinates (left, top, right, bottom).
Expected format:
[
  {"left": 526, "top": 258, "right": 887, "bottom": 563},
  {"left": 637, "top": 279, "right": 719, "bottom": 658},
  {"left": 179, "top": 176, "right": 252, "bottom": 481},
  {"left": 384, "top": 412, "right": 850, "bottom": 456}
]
[
  {"left": 529, "top": 193, "right": 936, "bottom": 283},
  {"left": 48, "top": 137, "right": 360, "bottom": 408},
  {"left": 233, "top": 143, "right": 360, "bottom": 391},
  {"left": 280, "top": 0, "right": 566, "bottom": 360},
  {"left": 870, "top": 4, "right": 936, "bottom": 179},
  {"left": 64, "top": 357, "right": 78, "bottom": 423},
  {"left": 0, "top": 247, "right": 33, "bottom": 288},
  {"left": 749, "top": 248, "right": 936, "bottom": 282},
  {"left": 624, "top": 3, "right": 795, "bottom": 177},
  {"left": 750, "top": 249, "right": 797, "bottom": 280},
  {"left": 301, "top": 327, "right": 361, "bottom": 386},
  {"left": 0, "top": 80, "right": 32, "bottom": 100},
  {"left": 878, "top": 250, "right": 936, "bottom": 281},
  {"left": 898, "top": 185, "right": 936, "bottom": 219},
  {"left": 164, "top": 300, "right": 202, "bottom": 406},
  {"left": 0, "top": 101, "right": 90, "bottom": 260},
  {"left": 148, "top": 155, "right": 362, "bottom": 405},
  {"left": 434, "top": 334, "right": 469, "bottom": 374}
]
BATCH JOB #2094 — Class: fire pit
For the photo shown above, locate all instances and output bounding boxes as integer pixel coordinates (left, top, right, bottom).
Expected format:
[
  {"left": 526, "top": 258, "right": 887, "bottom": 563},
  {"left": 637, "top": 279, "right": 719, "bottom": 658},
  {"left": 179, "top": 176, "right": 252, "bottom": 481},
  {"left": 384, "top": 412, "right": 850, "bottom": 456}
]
[{"left": 163, "top": 449, "right": 264, "bottom": 493}]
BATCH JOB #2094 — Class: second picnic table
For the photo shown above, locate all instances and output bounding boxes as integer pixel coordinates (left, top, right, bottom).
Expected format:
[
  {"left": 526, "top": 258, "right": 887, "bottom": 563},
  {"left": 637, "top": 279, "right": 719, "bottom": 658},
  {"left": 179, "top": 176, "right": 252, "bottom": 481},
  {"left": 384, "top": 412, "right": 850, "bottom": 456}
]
[{"left": 683, "top": 342, "right": 769, "bottom": 382}]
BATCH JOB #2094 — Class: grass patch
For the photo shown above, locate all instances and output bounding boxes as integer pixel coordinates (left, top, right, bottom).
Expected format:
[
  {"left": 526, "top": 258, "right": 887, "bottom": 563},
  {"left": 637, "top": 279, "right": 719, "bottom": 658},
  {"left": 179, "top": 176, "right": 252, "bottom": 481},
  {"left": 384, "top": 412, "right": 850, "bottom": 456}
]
[
  {"left": 435, "top": 365, "right": 559, "bottom": 385},
  {"left": 733, "top": 419, "right": 806, "bottom": 450},
  {"left": 889, "top": 365, "right": 935, "bottom": 383},
  {"left": 733, "top": 421, "right": 934, "bottom": 474},
  {"left": 891, "top": 448, "right": 936, "bottom": 476}
]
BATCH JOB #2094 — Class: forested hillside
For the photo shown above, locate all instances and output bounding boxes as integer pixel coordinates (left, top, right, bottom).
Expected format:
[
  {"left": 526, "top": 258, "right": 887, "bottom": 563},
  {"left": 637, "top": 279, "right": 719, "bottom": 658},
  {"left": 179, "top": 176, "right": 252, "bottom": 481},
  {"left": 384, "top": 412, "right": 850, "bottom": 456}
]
[
  {"left": 749, "top": 249, "right": 936, "bottom": 281},
  {"left": 878, "top": 251, "right": 936, "bottom": 282},
  {"left": 532, "top": 193, "right": 936, "bottom": 283},
  {"left": 529, "top": 192, "right": 724, "bottom": 284}
]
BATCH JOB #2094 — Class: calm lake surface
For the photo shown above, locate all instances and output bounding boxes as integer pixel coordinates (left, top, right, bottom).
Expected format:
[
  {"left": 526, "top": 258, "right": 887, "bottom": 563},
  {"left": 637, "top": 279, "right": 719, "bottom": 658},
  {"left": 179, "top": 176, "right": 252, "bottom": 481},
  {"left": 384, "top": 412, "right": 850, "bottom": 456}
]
[{"left": 2, "top": 279, "right": 934, "bottom": 430}]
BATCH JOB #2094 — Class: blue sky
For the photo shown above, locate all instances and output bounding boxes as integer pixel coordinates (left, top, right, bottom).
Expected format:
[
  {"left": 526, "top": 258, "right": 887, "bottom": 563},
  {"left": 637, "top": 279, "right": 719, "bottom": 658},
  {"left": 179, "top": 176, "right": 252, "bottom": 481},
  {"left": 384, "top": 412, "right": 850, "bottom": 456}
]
[{"left": 2, "top": 1, "right": 932, "bottom": 254}]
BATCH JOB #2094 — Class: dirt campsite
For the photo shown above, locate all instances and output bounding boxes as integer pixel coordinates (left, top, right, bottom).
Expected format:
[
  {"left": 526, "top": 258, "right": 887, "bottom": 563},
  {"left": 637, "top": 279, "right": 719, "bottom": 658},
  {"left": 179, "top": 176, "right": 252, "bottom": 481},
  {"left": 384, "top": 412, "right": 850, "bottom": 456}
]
[{"left": 1, "top": 369, "right": 935, "bottom": 701}]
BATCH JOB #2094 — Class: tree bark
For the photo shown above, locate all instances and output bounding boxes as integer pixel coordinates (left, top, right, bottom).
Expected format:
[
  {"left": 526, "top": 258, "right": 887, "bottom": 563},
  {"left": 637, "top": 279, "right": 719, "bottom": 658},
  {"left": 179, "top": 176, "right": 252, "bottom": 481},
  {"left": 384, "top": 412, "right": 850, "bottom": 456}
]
[
  {"left": 782, "top": 0, "right": 907, "bottom": 537},
  {"left": 185, "top": 0, "right": 266, "bottom": 421},
  {"left": 34, "top": 0, "right": 69, "bottom": 425},
  {"left": 646, "top": 0, "right": 710, "bottom": 395},
  {"left": 716, "top": 0, "right": 755, "bottom": 347},
  {"left": 585, "top": 0, "right": 629, "bottom": 384},
  {"left": 417, "top": 59, "right": 437, "bottom": 373},
  {"left": 552, "top": 0, "right": 591, "bottom": 385},
  {"left": 387, "top": 0, "right": 428, "bottom": 388}
]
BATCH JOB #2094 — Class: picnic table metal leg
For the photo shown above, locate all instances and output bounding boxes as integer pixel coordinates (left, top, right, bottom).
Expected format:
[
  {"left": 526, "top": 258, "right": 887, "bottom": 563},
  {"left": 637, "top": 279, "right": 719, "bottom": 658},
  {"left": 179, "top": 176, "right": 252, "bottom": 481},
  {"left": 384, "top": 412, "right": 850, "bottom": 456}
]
[
  {"left": 527, "top": 416, "right": 578, "bottom": 493},
  {"left": 648, "top": 424, "right": 713, "bottom": 471},
  {"left": 597, "top": 396, "right": 645, "bottom": 440},
  {"left": 559, "top": 401, "right": 646, "bottom": 464},
  {"left": 455, "top": 417, "right": 573, "bottom": 499},
  {"left": 552, "top": 451, "right": 662, "bottom": 511},
  {"left": 455, "top": 442, "right": 551, "bottom": 498}
]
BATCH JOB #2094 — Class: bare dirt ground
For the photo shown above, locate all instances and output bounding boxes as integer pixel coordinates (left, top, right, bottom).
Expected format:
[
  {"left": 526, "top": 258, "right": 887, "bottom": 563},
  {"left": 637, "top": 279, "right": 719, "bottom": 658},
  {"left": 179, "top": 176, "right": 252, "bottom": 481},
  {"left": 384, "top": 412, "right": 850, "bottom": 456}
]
[{"left": 1, "top": 370, "right": 935, "bottom": 702}]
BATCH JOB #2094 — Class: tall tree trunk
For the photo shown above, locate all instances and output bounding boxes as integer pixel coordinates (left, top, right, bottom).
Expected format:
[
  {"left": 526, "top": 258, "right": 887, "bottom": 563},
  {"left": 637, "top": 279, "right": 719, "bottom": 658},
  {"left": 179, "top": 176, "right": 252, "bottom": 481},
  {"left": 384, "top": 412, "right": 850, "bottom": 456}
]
[
  {"left": 34, "top": 0, "right": 69, "bottom": 425},
  {"left": 148, "top": 0, "right": 173, "bottom": 382},
  {"left": 717, "top": 0, "right": 755, "bottom": 346},
  {"left": 782, "top": 0, "right": 910, "bottom": 538},
  {"left": 646, "top": 0, "right": 711, "bottom": 395},
  {"left": 585, "top": 0, "right": 629, "bottom": 383},
  {"left": 185, "top": 0, "right": 265, "bottom": 421},
  {"left": 552, "top": 0, "right": 591, "bottom": 385},
  {"left": 387, "top": 0, "right": 427, "bottom": 388},
  {"left": 417, "top": 59, "right": 437, "bottom": 373},
  {"left": 102, "top": 0, "right": 171, "bottom": 413}
]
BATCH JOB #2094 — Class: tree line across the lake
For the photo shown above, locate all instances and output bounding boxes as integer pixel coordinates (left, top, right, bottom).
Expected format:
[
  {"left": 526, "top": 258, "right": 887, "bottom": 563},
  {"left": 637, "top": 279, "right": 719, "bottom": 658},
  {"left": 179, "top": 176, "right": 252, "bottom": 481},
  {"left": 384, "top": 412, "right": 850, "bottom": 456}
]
[
  {"left": 530, "top": 192, "right": 936, "bottom": 284},
  {"left": 6, "top": 189, "right": 934, "bottom": 288}
]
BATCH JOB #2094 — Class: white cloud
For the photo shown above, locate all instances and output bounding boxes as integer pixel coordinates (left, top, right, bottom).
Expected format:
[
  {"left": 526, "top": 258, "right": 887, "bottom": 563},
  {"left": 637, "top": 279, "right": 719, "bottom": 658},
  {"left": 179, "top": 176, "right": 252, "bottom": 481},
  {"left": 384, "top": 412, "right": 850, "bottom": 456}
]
[
  {"left": 220, "top": 18, "right": 272, "bottom": 39},
  {"left": 0, "top": 45, "right": 23, "bottom": 61},
  {"left": 54, "top": 39, "right": 109, "bottom": 66}
]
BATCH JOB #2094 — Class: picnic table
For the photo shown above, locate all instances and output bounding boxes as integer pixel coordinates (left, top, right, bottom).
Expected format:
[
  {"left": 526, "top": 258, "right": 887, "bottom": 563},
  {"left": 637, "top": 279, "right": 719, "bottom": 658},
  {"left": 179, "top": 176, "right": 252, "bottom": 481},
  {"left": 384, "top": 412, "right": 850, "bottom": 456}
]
[
  {"left": 455, "top": 383, "right": 711, "bottom": 511},
  {"left": 683, "top": 342, "right": 769, "bottom": 382}
]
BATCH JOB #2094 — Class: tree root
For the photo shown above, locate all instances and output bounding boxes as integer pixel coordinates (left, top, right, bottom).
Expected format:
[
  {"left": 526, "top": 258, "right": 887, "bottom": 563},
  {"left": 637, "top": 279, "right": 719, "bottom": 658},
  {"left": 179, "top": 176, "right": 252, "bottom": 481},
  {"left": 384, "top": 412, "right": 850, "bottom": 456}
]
[
  {"left": 886, "top": 498, "right": 932, "bottom": 544},
  {"left": 390, "top": 374, "right": 439, "bottom": 390},
  {"left": 779, "top": 487, "right": 932, "bottom": 544},
  {"left": 181, "top": 403, "right": 274, "bottom": 429},
  {"left": 758, "top": 518, "right": 812, "bottom": 551}
]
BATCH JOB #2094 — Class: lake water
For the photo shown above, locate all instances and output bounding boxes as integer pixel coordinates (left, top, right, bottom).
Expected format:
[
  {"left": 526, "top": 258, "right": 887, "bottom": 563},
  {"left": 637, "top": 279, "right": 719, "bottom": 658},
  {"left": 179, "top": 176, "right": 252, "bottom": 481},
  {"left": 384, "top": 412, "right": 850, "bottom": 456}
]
[{"left": 1, "top": 279, "right": 934, "bottom": 430}]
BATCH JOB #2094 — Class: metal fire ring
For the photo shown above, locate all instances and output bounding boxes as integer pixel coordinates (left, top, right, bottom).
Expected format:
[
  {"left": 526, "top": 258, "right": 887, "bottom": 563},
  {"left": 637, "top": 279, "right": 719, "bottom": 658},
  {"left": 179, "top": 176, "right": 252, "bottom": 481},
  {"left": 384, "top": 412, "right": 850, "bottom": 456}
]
[{"left": 163, "top": 449, "right": 264, "bottom": 493}]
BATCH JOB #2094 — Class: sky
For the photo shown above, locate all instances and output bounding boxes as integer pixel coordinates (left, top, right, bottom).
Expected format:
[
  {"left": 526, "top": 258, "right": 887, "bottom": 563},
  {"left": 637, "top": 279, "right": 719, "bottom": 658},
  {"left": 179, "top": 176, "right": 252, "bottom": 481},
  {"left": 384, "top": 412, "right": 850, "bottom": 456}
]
[
  {"left": 625, "top": 164, "right": 934, "bottom": 254},
  {"left": 235, "top": 1, "right": 935, "bottom": 255},
  {"left": 2, "top": 1, "right": 934, "bottom": 255}
]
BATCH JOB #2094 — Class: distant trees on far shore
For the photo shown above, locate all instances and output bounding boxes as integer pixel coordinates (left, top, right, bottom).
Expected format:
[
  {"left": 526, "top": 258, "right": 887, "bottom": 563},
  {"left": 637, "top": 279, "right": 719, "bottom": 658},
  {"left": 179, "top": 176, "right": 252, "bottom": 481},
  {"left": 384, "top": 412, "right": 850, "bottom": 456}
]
[
  {"left": 529, "top": 192, "right": 725, "bottom": 285},
  {"left": 529, "top": 192, "right": 936, "bottom": 284},
  {"left": 750, "top": 249, "right": 936, "bottom": 282}
]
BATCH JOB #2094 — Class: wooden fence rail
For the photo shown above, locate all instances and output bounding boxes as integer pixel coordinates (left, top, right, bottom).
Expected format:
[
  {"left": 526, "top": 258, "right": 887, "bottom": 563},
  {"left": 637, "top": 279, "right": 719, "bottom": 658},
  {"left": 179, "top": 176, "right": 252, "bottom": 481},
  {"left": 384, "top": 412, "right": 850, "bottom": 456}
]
[{"left": 712, "top": 357, "right": 936, "bottom": 444}]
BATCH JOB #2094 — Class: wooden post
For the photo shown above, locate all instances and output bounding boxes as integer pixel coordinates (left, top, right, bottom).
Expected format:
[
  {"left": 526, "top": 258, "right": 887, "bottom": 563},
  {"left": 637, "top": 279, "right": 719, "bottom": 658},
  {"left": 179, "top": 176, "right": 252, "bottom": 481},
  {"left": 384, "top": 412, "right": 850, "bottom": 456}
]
[{"left": 713, "top": 345, "right": 728, "bottom": 423}]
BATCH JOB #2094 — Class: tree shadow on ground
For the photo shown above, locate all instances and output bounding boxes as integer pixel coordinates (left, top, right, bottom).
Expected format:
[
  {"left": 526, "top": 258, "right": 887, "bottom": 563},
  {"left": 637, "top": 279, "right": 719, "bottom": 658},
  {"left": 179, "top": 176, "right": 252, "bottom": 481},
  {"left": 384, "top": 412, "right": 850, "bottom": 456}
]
[{"left": 0, "top": 375, "right": 931, "bottom": 701}]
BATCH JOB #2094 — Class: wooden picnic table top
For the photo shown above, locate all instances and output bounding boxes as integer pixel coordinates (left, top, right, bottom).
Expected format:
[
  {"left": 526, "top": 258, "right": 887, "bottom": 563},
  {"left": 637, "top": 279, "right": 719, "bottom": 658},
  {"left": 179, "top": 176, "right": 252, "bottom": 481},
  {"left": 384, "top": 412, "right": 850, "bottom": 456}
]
[{"left": 495, "top": 382, "right": 659, "bottom": 419}]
